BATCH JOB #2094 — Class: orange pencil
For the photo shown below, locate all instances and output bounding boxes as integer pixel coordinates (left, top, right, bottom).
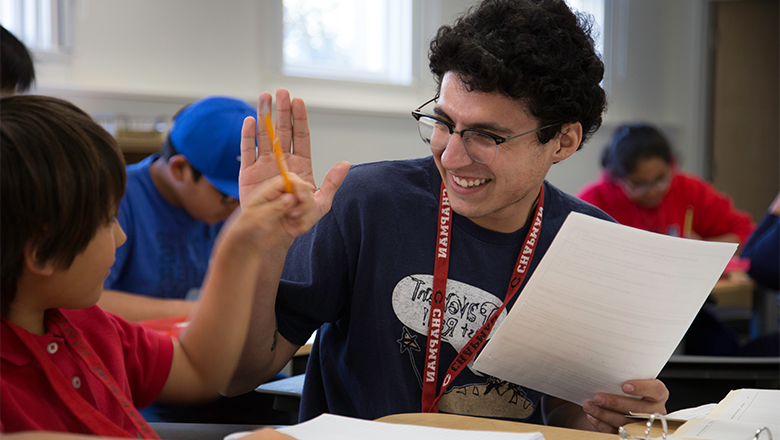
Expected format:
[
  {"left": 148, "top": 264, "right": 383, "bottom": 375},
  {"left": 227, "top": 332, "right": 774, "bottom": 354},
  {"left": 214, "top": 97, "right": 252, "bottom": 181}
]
[
  {"left": 261, "top": 102, "right": 294, "bottom": 193},
  {"left": 683, "top": 205, "right": 693, "bottom": 238}
]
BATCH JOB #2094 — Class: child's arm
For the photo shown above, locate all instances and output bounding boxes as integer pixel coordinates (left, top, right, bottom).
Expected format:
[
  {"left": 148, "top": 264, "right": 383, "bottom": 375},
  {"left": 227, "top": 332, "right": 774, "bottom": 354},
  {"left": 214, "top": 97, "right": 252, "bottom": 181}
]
[
  {"left": 224, "top": 92, "right": 351, "bottom": 395},
  {"left": 155, "top": 171, "right": 328, "bottom": 403},
  {"left": 97, "top": 289, "right": 195, "bottom": 322}
]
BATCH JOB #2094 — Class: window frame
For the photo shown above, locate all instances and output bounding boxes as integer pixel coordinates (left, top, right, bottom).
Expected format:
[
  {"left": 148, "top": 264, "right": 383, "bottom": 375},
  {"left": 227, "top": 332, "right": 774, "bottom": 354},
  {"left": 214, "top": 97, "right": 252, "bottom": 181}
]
[
  {"left": 279, "top": 0, "right": 417, "bottom": 86},
  {"left": 0, "top": 0, "right": 74, "bottom": 57},
  {"left": 259, "top": 0, "right": 439, "bottom": 116}
]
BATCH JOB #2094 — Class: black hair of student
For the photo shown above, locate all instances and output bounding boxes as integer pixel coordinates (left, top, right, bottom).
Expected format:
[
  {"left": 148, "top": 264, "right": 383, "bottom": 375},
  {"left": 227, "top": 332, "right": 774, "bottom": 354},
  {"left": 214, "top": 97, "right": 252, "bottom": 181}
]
[
  {"left": 600, "top": 123, "right": 674, "bottom": 179},
  {"left": 158, "top": 102, "right": 203, "bottom": 181},
  {"left": 1, "top": 25, "right": 36, "bottom": 93},
  {"left": 428, "top": 0, "right": 606, "bottom": 149},
  {"left": 0, "top": 95, "right": 126, "bottom": 318}
]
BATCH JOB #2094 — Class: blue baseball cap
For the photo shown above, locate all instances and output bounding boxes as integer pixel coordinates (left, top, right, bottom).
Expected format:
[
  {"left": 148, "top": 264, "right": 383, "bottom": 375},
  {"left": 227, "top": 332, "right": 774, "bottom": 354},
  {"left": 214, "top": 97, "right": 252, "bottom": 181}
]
[{"left": 169, "top": 96, "right": 256, "bottom": 199}]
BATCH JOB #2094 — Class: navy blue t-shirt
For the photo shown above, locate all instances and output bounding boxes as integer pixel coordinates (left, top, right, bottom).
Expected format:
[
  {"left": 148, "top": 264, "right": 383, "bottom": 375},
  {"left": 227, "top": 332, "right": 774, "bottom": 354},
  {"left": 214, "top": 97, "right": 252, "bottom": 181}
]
[{"left": 276, "top": 156, "right": 613, "bottom": 423}]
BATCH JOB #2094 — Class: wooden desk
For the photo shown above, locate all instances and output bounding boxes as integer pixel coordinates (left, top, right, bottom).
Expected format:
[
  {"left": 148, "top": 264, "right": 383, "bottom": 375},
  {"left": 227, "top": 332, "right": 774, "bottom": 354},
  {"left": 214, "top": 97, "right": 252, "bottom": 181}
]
[
  {"left": 376, "top": 413, "right": 617, "bottom": 439},
  {"left": 116, "top": 135, "right": 161, "bottom": 165},
  {"left": 711, "top": 271, "right": 755, "bottom": 308},
  {"left": 149, "top": 422, "right": 265, "bottom": 440},
  {"left": 295, "top": 343, "right": 312, "bottom": 357}
]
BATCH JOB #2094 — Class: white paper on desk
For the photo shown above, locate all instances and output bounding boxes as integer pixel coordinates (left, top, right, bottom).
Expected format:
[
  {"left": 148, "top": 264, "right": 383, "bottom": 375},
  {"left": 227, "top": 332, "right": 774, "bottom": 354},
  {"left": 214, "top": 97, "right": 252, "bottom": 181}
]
[
  {"left": 271, "top": 413, "right": 544, "bottom": 440},
  {"left": 673, "top": 418, "right": 779, "bottom": 440},
  {"left": 672, "top": 389, "right": 780, "bottom": 440},
  {"left": 472, "top": 212, "right": 737, "bottom": 406},
  {"left": 666, "top": 403, "right": 718, "bottom": 421},
  {"left": 708, "top": 389, "right": 780, "bottom": 425}
]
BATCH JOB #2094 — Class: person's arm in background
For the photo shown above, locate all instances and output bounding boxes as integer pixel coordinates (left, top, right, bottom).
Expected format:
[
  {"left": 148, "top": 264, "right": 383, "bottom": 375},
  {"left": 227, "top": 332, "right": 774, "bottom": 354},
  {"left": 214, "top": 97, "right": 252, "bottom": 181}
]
[
  {"left": 225, "top": 90, "right": 350, "bottom": 395},
  {"left": 691, "top": 178, "right": 754, "bottom": 246},
  {"left": 98, "top": 190, "right": 197, "bottom": 322},
  {"left": 740, "top": 192, "right": 780, "bottom": 290},
  {"left": 97, "top": 289, "right": 195, "bottom": 322}
]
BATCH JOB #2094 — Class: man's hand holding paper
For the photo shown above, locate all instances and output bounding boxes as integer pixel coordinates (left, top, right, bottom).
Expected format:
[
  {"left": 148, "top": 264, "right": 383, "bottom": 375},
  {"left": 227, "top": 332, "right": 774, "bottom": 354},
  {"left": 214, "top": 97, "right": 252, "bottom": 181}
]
[{"left": 583, "top": 379, "right": 669, "bottom": 432}]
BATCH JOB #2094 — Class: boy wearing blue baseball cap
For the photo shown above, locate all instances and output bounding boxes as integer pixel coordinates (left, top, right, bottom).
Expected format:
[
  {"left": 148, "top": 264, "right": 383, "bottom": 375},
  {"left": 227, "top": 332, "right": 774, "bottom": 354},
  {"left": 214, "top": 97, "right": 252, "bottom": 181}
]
[{"left": 99, "top": 96, "right": 255, "bottom": 322}]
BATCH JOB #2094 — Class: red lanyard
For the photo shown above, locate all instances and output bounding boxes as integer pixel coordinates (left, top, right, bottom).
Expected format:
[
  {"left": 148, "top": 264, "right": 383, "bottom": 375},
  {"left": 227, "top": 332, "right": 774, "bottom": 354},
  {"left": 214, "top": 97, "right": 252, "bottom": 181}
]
[
  {"left": 421, "top": 183, "right": 544, "bottom": 413},
  {"left": 6, "top": 310, "right": 159, "bottom": 439}
]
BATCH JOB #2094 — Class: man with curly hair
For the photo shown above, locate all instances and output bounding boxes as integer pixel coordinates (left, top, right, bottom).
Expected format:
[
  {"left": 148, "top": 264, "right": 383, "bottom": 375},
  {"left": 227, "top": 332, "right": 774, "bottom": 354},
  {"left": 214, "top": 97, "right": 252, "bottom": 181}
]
[{"left": 227, "top": 0, "right": 669, "bottom": 433}]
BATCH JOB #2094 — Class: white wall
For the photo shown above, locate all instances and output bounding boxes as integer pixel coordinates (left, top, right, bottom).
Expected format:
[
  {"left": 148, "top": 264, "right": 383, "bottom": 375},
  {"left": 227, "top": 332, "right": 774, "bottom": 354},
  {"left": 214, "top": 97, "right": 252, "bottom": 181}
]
[
  {"left": 33, "top": 0, "right": 711, "bottom": 194},
  {"left": 549, "top": 0, "right": 708, "bottom": 192}
]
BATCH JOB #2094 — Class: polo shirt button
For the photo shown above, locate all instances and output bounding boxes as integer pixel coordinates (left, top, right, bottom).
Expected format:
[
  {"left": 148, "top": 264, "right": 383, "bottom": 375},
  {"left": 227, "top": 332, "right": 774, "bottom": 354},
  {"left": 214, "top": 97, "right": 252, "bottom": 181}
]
[
  {"left": 47, "top": 342, "right": 58, "bottom": 354},
  {"left": 72, "top": 376, "right": 81, "bottom": 389}
]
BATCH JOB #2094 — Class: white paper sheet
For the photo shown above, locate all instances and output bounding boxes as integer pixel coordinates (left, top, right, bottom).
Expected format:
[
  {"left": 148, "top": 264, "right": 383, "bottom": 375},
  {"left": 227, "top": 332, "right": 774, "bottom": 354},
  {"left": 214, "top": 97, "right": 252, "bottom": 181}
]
[
  {"left": 226, "top": 413, "right": 545, "bottom": 440},
  {"left": 711, "top": 389, "right": 780, "bottom": 425},
  {"left": 666, "top": 403, "right": 718, "bottom": 421},
  {"left": 629, "top": 403, "right": 718, "bottom": 422},
  {"left": 472, "top": 212, "right": 737, "bottom": 405},
  {"left": 673, "top": 418, "right": 778, "bottom": 440},
  {"left": 671, "top": 389, "right": 779, "bottom": 440}
]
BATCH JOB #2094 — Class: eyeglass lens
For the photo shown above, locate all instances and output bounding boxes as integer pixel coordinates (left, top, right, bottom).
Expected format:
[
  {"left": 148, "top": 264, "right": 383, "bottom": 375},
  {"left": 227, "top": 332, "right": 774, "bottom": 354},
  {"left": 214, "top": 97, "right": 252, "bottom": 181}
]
[
  {"left": 623, "top": 173, "right": 672, "bottom": 195},
  {"left": 417, "top": 115, "right": 498, "bottom": 164}
]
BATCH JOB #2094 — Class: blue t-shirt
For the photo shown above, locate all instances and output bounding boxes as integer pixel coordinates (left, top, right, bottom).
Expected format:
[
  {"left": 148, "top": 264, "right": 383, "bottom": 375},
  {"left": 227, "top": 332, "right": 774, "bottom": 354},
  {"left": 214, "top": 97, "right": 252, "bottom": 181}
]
[
  {"left": 276, "top": 156, "right": 613, "bottom": 424},
  {"left": 741, "top": 213, "right": 779, "bottom": 290},
  {"left": 105, "top": 155, "right": 224, "bottom": 299}
]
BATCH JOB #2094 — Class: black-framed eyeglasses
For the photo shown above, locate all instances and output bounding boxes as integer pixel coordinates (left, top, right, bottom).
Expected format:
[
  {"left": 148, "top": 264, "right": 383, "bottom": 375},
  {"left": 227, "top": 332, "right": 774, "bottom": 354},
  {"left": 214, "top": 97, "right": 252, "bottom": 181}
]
[
  {"left": 411, "top": 97, "right": 558, "bottom": 164},
  {"left": 620, "top": 170, "right": 673, "bottom": 197}
]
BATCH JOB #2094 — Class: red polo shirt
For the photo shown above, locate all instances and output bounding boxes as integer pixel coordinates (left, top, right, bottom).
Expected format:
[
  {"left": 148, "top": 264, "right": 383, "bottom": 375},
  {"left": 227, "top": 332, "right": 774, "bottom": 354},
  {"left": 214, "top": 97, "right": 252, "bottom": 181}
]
[
  {"left": 1, "top": 306, "right": 173, "bottom": 436},
  {"left": 577, "top": 171, "right": 754, "bottom": 242}
]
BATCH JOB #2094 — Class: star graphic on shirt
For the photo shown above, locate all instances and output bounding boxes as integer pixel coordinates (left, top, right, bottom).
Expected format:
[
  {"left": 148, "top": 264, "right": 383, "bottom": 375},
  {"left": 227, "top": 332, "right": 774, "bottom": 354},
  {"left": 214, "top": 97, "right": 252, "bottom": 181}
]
[{"left": 397, "top": 326, "right": 421, "bottom": 354}]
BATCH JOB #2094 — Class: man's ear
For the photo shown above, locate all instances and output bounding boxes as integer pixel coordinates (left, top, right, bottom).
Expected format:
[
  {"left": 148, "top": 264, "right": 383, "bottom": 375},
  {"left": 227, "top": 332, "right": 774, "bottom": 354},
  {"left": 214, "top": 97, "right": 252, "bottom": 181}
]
[
  {"left": 552, "top": 122, "right": 583, "bottom": 164},
  {"left": 168, "top": 155, "right": 192, "bottom": 183},
  {"left": 23, "top": 243, "right": 56, "bottom": 276}
]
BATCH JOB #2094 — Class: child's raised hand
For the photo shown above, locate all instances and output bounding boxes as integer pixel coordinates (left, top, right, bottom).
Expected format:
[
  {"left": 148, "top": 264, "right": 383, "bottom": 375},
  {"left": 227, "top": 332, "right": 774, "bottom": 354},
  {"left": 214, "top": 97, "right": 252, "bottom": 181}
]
[
  {"left": 230, "top": 170, "right": 343, "bottom": 252},
  {"left": 238, "top": 90, "right": 350, "bottom": 231}
]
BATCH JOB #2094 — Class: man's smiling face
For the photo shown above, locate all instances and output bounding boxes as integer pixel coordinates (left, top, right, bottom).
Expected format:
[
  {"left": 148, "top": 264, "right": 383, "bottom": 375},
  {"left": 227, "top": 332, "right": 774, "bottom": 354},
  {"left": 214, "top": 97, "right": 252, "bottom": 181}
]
[{"left": 431, "top": 72, "right": 571, "bottom": 233}]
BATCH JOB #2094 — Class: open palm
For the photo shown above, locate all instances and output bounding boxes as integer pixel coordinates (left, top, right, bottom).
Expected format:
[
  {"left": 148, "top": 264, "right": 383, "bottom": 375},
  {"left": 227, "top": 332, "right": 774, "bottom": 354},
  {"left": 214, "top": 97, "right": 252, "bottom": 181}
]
[{"left": 239, "top": 89, "right": 349, "bottom": 227}]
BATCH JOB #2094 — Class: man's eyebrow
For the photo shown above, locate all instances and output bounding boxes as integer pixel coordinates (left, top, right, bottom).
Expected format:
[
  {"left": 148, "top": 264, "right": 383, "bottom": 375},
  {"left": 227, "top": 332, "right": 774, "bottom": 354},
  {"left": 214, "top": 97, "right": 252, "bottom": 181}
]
[
  {"left": 432, "top": 105, "right": 514, "bottom": 136},
  {"left": 432, "top": 105, "right": 453, "bottom": 123}
]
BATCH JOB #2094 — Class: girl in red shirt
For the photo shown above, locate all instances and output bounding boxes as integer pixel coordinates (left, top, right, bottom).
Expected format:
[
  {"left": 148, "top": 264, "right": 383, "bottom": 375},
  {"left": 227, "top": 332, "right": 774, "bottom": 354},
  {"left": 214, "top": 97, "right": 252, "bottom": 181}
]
[{"left": 577, "top": 123, "right": 753, "bottom": 244}]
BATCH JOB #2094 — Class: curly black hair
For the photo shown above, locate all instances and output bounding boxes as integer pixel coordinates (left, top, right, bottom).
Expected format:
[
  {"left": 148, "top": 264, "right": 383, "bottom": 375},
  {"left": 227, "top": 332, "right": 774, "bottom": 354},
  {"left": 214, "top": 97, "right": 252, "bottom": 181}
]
[{"left": 429, "top": 0, "right": 606, "bottom": 149}]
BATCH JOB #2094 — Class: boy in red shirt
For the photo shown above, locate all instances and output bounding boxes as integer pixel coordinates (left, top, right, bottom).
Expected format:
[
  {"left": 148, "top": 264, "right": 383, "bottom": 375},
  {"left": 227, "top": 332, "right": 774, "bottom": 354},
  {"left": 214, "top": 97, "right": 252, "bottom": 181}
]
[{"left": 0, "top": 95, "right": 346, "bottom": 439}]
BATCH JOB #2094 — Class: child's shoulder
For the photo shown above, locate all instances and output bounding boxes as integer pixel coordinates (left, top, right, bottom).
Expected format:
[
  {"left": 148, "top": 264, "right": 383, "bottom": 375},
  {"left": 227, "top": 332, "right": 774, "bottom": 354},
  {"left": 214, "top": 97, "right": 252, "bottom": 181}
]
[{"left": 63, "top": 306, "right": 151, "bottom": 342}]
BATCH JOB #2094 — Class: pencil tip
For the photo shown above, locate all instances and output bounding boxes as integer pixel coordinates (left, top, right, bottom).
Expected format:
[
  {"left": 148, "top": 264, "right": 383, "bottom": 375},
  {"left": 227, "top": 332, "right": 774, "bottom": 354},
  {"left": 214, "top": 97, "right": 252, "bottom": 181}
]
[{"left": 260, "top": 100, "right": 271, "bottom": 116}]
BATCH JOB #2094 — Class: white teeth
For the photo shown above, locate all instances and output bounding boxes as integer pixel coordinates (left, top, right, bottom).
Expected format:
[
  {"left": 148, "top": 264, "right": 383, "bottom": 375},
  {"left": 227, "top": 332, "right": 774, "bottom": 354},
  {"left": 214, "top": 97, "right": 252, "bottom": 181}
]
[{"left": 453, "top": 176, "right": 488, "bottom": 188}]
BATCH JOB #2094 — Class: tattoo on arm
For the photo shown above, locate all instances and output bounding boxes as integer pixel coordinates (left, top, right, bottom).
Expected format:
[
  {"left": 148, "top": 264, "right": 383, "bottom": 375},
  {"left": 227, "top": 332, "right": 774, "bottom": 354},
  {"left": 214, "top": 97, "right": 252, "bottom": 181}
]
[{"left": 271, "top": 326, "right": 278, "bottom": 351}]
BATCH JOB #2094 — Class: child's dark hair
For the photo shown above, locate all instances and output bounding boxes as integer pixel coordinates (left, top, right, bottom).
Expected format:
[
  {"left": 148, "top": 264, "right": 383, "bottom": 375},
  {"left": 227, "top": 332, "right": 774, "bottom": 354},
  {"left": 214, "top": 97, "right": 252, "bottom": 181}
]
[
  {"left": 1, "top": 25, "right": 36, "bottom": 93},
  {"left": 428, "top": 0, "right": 606, "bottom": 149},
  {"left": 1, "top": 95, "right": 126, "bottom": 317},
  {"left": 600, "top": 123, "right": 674, "bottom": 179}
]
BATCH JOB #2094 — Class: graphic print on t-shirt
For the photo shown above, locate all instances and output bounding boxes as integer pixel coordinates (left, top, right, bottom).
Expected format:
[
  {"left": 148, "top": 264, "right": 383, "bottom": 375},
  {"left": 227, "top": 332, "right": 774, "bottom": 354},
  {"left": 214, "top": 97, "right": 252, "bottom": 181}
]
[
  {"left": 392, "top": 274, "right": 535, "bottom": 419},
  {"left": 155, "top": 230, "right": 209, "bottom": 298}
]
